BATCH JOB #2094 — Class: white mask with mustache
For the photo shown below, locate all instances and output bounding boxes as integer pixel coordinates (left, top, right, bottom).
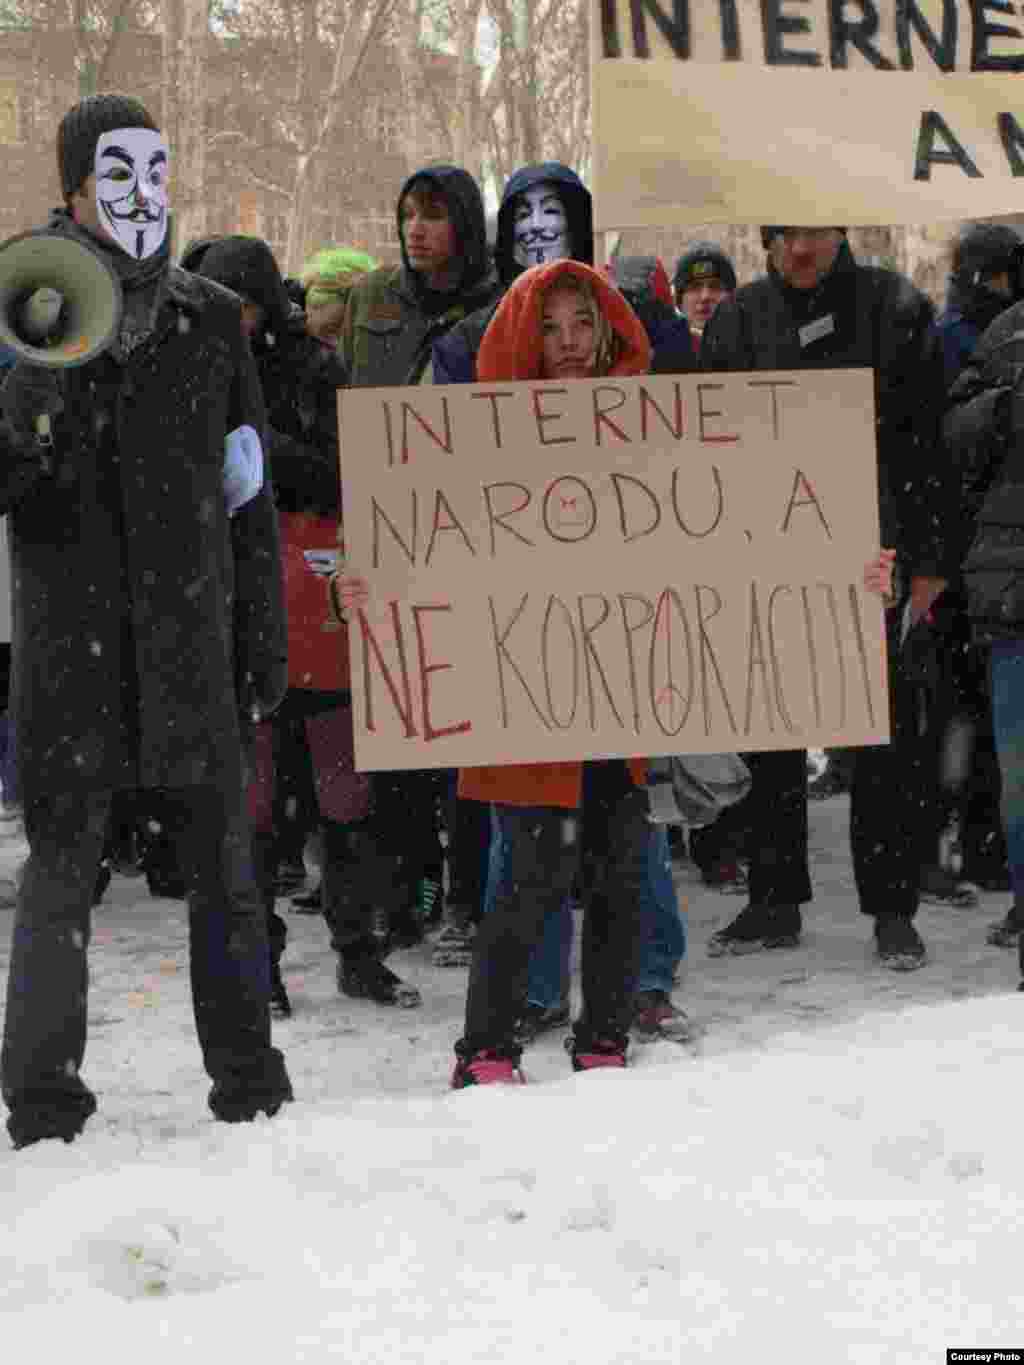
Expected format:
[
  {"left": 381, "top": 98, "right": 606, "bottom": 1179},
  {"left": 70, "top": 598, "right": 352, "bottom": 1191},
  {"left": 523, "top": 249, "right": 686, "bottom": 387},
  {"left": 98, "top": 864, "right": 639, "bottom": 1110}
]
[
  {"left": 511, "top": 182, "right": 570, "bottom": 269},
  {"left": 94, "top": 128, "right": 170, "bottom": 260}
]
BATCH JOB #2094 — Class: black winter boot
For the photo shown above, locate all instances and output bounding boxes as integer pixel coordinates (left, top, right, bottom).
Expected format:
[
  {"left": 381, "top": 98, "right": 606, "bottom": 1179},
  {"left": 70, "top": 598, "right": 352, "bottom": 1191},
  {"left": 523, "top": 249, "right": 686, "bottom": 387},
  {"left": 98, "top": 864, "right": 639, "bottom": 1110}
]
[{"left": 707, "top": 902, "right": 802, "bottom": 956}]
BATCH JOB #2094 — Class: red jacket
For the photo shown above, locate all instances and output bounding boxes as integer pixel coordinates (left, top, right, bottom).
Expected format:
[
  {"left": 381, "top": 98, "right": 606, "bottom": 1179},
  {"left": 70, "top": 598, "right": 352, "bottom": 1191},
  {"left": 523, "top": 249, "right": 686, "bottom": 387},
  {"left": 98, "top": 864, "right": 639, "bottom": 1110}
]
[{"left": 459, "top": 260, "right": 652, "bottom": 810}]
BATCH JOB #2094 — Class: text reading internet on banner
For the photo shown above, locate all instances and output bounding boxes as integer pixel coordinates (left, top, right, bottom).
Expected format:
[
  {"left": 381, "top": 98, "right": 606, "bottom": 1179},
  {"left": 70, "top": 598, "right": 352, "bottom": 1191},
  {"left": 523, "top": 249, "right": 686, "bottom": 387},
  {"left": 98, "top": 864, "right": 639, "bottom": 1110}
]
[
  {"left": 592, "top": 0, "right": 1024, "bottom": 229},
  {"left": 338, "top": 370, "right": 889, "bottom": 774}
]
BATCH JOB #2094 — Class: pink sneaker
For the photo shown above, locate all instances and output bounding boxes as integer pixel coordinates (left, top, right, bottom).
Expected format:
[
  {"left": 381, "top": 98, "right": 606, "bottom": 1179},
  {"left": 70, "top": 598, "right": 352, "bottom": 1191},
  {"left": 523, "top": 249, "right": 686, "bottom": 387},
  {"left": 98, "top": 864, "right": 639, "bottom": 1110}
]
[
  {"left": 451, "top": 1049, "right": 525, "bottom": 1089},
  {"left": 566, "top": 1036, "right": 628, "bottom": 1071}
]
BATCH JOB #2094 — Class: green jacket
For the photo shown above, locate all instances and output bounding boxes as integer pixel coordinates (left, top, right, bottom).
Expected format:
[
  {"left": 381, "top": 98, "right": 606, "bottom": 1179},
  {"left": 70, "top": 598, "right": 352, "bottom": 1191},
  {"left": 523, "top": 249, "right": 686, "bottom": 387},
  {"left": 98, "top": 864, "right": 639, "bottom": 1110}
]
[{"left": 339, "top": 264, "right": 501, "bottom": 389}]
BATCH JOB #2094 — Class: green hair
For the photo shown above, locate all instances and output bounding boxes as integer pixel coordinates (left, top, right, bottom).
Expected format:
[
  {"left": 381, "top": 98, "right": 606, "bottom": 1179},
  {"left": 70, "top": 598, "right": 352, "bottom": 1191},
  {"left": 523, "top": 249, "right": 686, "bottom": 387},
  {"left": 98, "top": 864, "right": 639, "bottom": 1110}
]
[{"left": 300, "top": 246, "right": 380, "bottom": 309}]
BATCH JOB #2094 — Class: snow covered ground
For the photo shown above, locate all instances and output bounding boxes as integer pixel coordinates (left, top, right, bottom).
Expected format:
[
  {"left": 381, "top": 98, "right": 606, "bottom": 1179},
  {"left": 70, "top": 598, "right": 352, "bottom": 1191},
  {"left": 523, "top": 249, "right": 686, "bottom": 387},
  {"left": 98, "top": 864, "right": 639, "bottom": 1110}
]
[{"left": 1, "top": 796, "right": 1022, "bottom": 1364}]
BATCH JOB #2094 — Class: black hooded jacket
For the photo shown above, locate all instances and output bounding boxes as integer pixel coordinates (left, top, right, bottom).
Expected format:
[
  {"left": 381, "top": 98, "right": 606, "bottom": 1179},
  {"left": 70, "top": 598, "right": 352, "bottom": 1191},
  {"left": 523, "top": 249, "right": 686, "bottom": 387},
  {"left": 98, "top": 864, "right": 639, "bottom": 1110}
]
[
  {"left": 182, "top": 235, "right": 344, "bottom": 517},
  {"left": 700, "top": 241, "right": 956, "bottom": 582},
  {"left": 944, "top": 299, "right": 1024, "bottom": 640},
  {"left": 339, "top": 164, "right": 500, "bottom": 388},
  {"left": 431, "top": 163, "right": 594, "bottom": 384}
]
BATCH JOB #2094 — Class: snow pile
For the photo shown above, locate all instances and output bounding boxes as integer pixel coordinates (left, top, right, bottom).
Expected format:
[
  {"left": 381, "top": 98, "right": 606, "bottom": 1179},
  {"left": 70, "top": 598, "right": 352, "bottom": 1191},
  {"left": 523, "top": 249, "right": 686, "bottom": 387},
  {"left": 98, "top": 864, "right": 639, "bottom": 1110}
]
[{"left": 1, "top": 993, "right": 1022, "bottom": 1364}]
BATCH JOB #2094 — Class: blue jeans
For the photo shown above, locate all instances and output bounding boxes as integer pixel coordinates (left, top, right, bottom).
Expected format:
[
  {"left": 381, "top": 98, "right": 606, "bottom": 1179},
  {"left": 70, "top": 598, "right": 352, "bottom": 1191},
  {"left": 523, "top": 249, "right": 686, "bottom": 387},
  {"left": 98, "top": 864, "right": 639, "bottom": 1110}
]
[
  {"left": 988, "top": 641, "right": 1024, "bottom": 905},
  {"left": 484, "top": 814, "right": 686, "bottom": 1009}
]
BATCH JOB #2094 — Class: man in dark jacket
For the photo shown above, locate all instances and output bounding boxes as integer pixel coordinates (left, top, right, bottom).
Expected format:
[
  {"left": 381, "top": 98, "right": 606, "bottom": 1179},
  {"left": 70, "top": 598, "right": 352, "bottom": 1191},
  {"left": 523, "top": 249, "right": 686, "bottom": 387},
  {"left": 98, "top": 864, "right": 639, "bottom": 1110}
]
[
  {"left": 330, "top": 164, "right": 500, "bottom": 1004},
  {"left": 945, "top": 299, "right": 1024, "bottom": 986},
  {"left": 915, "top": 224, "right": 1024, "bottom": 916},
  {"left": 700, "top": 226, "right": 956, "bottom": 970},
  {"left": 0, "top": 94, "right": 292, "bottom": 1148},
  {"left": 182, "top": 234, "right": 352, "bottom": 1018}
]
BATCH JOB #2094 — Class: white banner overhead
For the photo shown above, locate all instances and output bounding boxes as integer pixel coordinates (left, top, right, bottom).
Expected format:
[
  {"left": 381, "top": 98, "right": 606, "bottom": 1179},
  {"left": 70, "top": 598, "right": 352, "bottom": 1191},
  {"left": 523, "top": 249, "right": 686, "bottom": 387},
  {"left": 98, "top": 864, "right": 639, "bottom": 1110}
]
[{"left": 591, "top": 0, "right": 1024, "bottom": 229}]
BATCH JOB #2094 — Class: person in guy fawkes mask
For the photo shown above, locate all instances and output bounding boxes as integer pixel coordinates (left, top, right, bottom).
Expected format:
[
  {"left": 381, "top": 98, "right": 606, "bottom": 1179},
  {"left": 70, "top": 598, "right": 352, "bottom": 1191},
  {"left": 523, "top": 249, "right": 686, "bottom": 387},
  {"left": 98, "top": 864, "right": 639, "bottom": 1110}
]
[
  {"left": 699, "top": 225, "right": 957, "bottom": 972},
  {"left": 0, "top": 94, "right": 292, "bottom": 1148},
  {"left": 329, "top": 166, "right": 500, "bottom": 1007},
  {"left": 182, "top": 234, "right": 352, "bottom": 1020},
  {"left": 916, "top": 224, "right": 1024, "bottom": 931}
]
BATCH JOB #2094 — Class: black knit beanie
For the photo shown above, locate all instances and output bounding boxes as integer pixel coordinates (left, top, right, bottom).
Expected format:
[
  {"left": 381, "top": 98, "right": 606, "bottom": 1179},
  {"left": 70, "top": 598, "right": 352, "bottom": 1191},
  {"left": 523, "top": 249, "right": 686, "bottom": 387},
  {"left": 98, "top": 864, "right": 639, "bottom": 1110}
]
[{"left": 57, "top": 93, "right": 159, "bottom": 199}]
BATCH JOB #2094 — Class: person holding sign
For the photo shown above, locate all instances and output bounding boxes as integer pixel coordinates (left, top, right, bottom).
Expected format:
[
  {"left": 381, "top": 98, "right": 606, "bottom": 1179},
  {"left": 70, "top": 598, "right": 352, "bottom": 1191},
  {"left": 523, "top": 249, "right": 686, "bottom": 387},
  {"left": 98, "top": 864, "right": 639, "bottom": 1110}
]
[
  {"left": 700, "top": 226, "right": 956, "bottom": 972},
  {"left": 448, "top": 258, "right": 657, "bottom": 1085}
]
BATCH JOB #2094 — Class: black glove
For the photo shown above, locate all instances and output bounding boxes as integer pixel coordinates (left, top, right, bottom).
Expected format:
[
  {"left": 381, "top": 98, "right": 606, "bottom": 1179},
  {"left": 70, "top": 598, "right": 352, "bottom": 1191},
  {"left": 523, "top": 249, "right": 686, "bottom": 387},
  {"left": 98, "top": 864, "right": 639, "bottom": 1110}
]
[{"left": 1, "top": 364, "right": 64, "bottom": 447}]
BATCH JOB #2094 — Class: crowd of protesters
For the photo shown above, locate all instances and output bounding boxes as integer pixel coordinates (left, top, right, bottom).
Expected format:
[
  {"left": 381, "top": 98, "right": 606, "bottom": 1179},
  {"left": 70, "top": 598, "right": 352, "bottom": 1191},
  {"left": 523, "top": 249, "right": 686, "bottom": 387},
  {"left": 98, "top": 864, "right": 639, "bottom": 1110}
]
[{"left": 0, "top": 90, "right": 1021, "bottom": 1146}]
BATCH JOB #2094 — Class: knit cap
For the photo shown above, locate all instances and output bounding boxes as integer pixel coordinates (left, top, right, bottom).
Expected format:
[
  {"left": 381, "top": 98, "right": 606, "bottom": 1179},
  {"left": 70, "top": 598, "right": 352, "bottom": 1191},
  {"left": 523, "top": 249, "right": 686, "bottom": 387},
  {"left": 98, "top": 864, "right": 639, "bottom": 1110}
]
[{"left": 57, "top": 93, "right": 159, "bottom": 198}]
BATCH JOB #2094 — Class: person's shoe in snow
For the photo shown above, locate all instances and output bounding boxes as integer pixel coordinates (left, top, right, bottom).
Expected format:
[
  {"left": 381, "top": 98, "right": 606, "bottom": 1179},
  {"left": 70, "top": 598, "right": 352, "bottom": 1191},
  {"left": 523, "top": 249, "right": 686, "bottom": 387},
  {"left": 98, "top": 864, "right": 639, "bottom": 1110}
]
[
  {"left": 631, "top": 990, "right": 695, "bottom": 1044},
  {"left": 919, "top": 863, "right": 979, "bottom": 909},
  {"left": 431, "top": 908, "right": 476, "bottom": 967},
  {"left": 451, "top": 1047, "right": 525, "bottom": 1088},
  {"left": 270, "top": 962, "right": 292, "bottom": 1018},
  {"left": 337, "top": 945, "right": 422, "bottom": 1007},
  {"left": 208, "top": 1063, "right": 294, "bottom": 1123},
  {"left": 515, "top": 1000, "right": 571, "bottom": 1047},
  {"left": 7, "top": 1089, "right": 97, "bottom": 1150},
  {"left": 987, "top": 907, "right": 1021, "bottom": 948},
  {"left": 874, "top": 914, "right": 926, "bottom": 971},
  {"left": 566, "top": 1034, "right": 628, "bottom": 1071},
  {"left": 290, "top": 880, "right": 322, "bottom": 913},
  {"left": 707, "top": 902, "right": 802, "bottom": 956}
]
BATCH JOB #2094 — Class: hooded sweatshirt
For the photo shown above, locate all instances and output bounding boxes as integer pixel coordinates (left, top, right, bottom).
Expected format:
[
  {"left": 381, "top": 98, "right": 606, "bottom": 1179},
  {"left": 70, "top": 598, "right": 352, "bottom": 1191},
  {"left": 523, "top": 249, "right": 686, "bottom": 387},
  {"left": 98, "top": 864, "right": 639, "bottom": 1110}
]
[
  {"left": 457, "top": 260, "right": 650, "bottom": 811},
  {"left": 339, "top": 164, "right": 499, "bottom": 388},
  {"left": 180, "top": 235, "right": 292, "bottom": 344}
]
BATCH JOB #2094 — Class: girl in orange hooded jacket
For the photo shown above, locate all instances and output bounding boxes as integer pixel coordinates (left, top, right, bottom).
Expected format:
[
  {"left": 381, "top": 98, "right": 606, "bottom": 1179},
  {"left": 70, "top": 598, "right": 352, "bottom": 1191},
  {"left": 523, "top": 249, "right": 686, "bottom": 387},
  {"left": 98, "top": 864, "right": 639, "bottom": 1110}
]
[
  {"left": 334, "top": 259, "right": 898, "bottom": 1086},
  {"left": 448, "top": 259, "right": 657, "bottom": 1084}
]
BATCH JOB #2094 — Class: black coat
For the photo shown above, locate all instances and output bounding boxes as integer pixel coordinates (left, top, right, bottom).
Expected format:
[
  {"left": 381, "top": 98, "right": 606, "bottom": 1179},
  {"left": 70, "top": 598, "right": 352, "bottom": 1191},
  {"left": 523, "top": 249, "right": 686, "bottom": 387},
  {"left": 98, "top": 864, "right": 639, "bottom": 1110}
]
[
  {"left": 699, "top": 246, "right": 956, "bottom": 584},
  {"left": 944, "top": 299, "right": 1024, "bottom": 641},
  {"left": 0, "top": 265, "right": 286, "bottom": 802}
]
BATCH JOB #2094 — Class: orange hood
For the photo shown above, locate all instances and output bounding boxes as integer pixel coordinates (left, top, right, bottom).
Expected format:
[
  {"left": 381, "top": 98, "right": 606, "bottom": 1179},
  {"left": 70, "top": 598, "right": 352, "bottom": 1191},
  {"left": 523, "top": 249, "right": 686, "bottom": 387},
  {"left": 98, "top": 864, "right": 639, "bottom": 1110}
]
[{"left": 477, "top": 259, "right": 652, "bottom": 383}]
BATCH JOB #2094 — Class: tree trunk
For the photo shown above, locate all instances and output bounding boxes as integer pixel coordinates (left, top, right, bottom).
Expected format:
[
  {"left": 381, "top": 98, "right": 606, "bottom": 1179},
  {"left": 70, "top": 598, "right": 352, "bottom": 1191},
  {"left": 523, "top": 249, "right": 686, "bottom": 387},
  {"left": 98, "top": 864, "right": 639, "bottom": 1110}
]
[{"left": 173, "top": 0, "right": 209, "bottom": 252}]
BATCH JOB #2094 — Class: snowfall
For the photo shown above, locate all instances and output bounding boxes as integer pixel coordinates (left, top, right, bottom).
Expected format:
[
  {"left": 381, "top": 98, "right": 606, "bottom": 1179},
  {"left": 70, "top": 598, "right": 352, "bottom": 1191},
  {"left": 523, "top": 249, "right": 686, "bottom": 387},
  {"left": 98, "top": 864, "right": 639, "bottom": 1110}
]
[{"left": 1, "top": 796, "right": 1022, "bottom": 1365}]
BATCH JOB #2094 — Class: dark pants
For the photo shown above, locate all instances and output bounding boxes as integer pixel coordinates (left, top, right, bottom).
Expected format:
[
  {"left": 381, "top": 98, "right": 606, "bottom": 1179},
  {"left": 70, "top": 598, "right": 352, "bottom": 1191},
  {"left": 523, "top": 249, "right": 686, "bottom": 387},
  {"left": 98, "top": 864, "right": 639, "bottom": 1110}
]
[
  {"left": 445, "top": 793, "right": 492, "bottom": 922},
  {"left": 742, "top": 748, "right": 813, "bottom": 909},
  {"left": 742, "top": 609, "right": 929, "bottom": 919},
  {"left": 460, "top": 764, "right": 649, "bottom": 1056},
  {"left": 321, "top": 768, "right": 453, "bottom": 952},
  {"left": 1, "top": 785, "right": 289, "bottom": 1141}
]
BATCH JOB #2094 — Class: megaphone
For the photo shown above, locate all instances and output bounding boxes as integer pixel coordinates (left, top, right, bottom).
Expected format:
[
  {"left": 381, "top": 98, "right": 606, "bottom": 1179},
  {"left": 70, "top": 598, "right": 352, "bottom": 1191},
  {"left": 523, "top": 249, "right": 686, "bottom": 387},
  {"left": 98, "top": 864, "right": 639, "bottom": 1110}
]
[{"left": 0, "top": 229, "right": 122, "bottom": 369}]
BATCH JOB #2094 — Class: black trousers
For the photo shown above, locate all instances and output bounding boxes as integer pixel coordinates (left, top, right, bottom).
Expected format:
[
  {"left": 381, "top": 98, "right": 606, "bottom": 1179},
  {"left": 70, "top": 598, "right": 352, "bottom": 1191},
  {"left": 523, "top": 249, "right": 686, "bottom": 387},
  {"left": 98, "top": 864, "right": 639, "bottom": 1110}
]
[
  {"left": 1, "top": 786, "right": 288, "bottom": 1136},
  {"left": 321, "top": 767, "right": 453, "bottom": 952},
  {"left": 743, "top": 611, "right": 929, "bottom": 919},
  {"left": 460, "top": 764, "right": 650, "bottom": 1056}
]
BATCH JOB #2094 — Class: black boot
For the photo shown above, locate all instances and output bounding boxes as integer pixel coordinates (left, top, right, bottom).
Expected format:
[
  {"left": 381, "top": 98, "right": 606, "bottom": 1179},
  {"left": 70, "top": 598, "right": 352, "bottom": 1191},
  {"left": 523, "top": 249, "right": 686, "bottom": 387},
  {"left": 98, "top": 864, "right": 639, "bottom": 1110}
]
[{"left": 338, "top": 939, "right": 422, "bottom": 1008}]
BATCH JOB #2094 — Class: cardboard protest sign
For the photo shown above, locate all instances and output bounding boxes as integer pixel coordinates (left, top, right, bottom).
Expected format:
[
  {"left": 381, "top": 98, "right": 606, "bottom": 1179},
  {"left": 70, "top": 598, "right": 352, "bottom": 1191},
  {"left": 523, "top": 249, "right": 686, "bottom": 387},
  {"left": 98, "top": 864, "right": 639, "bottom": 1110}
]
[
  {"left": 338, "top": 371, "right": 889, "bottom": 772},
  {"left": 592, "top": 0, "right": 1024, "bottom": 229}
]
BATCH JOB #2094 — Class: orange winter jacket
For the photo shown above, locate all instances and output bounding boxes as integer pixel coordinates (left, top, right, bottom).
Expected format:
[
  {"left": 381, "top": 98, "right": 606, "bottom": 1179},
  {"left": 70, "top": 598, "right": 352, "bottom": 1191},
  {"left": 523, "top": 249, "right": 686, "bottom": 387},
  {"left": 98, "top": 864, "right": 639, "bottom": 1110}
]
[{"left": 458, "top": 259, "right": 652, "bottom": 810}]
